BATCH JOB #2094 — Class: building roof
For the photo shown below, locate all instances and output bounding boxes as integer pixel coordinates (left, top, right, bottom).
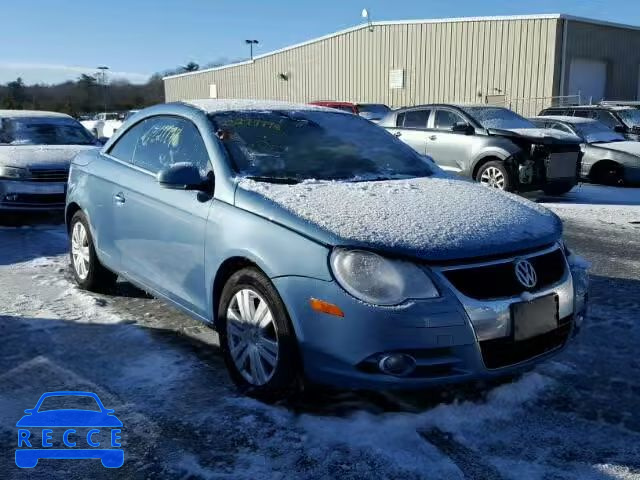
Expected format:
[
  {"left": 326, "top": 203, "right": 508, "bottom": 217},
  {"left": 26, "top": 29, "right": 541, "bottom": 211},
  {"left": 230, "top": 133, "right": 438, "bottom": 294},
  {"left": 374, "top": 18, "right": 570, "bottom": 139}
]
[
  {"left": 164, "top": 13, "right": 640, "bottom": 81},
  {"left": 0, "top": 110, "right": 71, "bottom": 118},
  {"left": 181, "top": 99, "right": 341, "bottom": 113}
]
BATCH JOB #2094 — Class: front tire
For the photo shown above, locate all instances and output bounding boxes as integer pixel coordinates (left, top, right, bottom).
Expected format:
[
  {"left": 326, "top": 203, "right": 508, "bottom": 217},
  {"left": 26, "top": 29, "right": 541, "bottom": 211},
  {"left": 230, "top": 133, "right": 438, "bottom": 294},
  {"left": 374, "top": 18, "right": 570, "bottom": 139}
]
[
  {"left": 590, "top": 161, "right": 623, "bottom": 186},
  {"left": 69, "top": 211, "right": 117, "bottom": 292},
  {"left": 476, "top": 161, "right": 514, "bottom": 191},
  {"left": 218, "top": 267, "right": 301, "bottom": 401}
]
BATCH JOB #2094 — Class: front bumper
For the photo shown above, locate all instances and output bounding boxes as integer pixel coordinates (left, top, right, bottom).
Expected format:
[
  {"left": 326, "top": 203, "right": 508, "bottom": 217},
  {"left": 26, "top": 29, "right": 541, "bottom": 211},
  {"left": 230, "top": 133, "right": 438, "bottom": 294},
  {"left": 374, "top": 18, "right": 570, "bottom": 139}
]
[
  {"left": 274, "top": 245, "right": 586, "bottom": 390},
  {"left": 0, "top": 180, "right": 66, "bottom": 211}
]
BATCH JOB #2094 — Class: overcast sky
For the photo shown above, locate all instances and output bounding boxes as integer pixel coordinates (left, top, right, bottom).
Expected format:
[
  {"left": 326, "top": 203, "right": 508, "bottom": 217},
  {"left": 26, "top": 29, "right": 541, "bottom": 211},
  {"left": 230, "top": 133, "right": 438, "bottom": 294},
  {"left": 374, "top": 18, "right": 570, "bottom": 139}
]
[{"left": 1, "top": 0, "right": 637, "bottom": 85}]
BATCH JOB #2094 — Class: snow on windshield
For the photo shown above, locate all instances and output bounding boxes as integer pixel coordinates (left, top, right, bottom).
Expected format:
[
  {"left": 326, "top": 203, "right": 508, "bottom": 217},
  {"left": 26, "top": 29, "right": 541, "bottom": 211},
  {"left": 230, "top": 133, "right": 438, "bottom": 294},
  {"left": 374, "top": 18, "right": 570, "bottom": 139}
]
[
  {"left": 617, "top": 108, "right": 640, "bottom": 128},
  {"left": 210, "top": 110, "right": 433, "bottom": 181},
  {"left": 462, "top": 107, "right": 535, "bottom": 129}
]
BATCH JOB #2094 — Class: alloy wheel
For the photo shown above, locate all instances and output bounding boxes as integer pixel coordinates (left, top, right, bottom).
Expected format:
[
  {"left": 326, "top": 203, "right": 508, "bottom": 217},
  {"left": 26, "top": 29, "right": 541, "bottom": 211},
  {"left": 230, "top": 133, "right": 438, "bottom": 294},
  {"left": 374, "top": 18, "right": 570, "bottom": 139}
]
[
  {"left": 480, "top": 166, "right": 506, "bottom": 189},
  {"left": 226, "top": 288, "right": 279, "bottom": 386},
  {"left": 71, "top": 222, "right": 90, "bottom": 280}
]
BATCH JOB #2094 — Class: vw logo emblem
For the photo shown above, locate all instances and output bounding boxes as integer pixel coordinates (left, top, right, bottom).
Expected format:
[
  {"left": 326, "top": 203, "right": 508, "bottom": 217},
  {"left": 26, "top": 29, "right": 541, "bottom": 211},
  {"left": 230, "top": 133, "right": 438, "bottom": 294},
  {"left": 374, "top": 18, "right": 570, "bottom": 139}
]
[{"left": 514, "top": 259, "right": 537, "bottom": 288}]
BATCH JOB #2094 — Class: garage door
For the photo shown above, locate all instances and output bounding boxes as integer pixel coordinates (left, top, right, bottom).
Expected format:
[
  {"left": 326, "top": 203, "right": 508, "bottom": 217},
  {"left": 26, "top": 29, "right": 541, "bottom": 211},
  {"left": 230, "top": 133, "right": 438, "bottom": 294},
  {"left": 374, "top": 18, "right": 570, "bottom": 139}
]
[{"left": 568, "top": 58, "right": 607, "bottom": 103}]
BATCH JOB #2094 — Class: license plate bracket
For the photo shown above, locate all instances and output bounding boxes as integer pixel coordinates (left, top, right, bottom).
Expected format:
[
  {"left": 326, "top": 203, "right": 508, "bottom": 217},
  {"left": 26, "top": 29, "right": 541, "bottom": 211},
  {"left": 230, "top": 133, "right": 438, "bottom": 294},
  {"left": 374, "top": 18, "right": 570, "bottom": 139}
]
[{"left": 511, "top": 294, "right": 559, "bottom": 341}]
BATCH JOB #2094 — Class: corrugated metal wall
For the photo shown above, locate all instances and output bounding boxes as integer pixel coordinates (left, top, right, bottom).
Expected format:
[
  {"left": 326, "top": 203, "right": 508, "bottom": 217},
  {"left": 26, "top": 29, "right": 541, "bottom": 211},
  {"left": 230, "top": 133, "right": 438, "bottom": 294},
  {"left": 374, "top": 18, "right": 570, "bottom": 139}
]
[
  {"left": 164, "top": 18, "right": 560, "bottom": 115},
  {"left": 563, "top": 20, "right": 640, "bottom": 101}
]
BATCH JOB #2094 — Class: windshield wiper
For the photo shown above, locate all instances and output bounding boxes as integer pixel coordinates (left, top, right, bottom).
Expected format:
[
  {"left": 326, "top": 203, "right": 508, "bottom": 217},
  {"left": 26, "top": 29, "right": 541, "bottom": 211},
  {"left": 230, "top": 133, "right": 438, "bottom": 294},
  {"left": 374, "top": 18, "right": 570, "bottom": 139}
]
[{"left": 244, "top": 175, "right": 301, "bottom": 184}]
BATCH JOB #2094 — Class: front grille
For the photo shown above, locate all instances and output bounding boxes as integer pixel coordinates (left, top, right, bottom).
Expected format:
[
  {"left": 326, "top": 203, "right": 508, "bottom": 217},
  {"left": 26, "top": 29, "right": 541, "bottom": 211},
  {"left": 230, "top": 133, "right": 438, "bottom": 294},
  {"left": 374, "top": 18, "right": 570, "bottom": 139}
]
[
  {"left": 442, "top": 248, "right": 566, "bottom": 300},
  {"left": 1, "top": 193, "right": 66, "bottom": 206},
  {"left": 479, "top": 316, "right": 573, "bottom": 369},
  {"left": 29, "top": 169, "right": 69, "bottom": 182}
]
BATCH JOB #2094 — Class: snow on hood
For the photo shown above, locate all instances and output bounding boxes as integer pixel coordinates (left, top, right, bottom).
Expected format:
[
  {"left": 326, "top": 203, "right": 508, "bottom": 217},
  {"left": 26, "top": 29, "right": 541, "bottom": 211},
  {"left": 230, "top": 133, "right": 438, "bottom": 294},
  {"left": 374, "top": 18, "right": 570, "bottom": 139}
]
[
  {"left": 0, "top": 145, "right": 97, "bottom": 169},
  {"left": 238, "top": 176, "right": 562, "bottom": 261},
  {"left": 503, "top": 128, "right": 581, "bottom": 142},
  {"left": 594, "top": 141, "right": 640, "bottom": 157}
]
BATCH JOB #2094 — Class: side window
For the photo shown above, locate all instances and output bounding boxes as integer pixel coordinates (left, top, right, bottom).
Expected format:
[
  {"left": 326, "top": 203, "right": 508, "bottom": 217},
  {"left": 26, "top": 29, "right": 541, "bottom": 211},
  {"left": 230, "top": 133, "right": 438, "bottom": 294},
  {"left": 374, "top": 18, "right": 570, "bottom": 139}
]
[
  {"left": 130, "top": 116, "right": 211, "bottom": 174},
  {"left": 403, "top": 109, "right": 430, "bottom": 129},
  {"left": 549, "top": 122, "right": 573, "bottom": 134},
  {"left": 108, "top": 120, "right": 148, "bottom": 164},
  {"left": 434, "top": 109, "right": 465, "bottom": 130},
  {"left": 395, "top": 113, "right": 405, "bottom": 127},
  {"left": 573, "top": 109, "right": 591, "bottom": 118}
]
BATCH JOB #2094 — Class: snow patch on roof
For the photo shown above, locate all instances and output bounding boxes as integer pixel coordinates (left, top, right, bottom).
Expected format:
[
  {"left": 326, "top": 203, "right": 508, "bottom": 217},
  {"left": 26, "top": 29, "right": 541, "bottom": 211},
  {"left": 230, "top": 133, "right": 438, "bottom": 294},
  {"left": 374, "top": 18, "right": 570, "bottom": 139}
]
[
  {"left": 0, "top": 110, "right": 72, "bottom": 119},
  {"left": 181, "top": 99, "right": 341, "bottom": 114},
  {"left": 532, "top": 115, "right": 596, "bottom": 124},
  {"left": 239, "top": 176, "right": 561, "bottom": 259}
]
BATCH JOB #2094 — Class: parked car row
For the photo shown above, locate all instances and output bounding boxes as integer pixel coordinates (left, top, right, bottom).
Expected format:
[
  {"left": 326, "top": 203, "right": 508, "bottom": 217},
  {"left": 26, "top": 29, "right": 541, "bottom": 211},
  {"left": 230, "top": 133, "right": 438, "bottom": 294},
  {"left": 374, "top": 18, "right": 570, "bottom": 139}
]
[
  {"left": 315, "top": 99, "right": 640, "bottom": 189},
  {"left": 63, "top": 99, "right": 590, "bottom": 400},
  {"left": 80, "top": 110, "right": 139, "bottom": 139}
]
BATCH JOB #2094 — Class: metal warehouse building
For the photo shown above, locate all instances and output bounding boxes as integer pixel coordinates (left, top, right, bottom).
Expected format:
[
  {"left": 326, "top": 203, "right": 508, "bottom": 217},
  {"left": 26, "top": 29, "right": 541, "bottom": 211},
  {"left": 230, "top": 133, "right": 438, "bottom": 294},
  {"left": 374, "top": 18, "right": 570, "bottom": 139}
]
[{"left": 164, "top": 14, "right": 640, "bottom": 115}]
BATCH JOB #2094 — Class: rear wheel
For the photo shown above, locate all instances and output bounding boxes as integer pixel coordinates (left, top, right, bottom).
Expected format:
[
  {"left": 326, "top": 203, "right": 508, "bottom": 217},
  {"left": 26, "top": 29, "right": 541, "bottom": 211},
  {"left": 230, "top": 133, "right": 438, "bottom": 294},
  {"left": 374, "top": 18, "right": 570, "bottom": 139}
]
[
  {"left": 69, "top": 211, "right": 117, "bottom": 292},
  {"left": 590, "top": 161, "right": 624, "bottom": 186},
  {"left": 218, "top": 267, "right": 301, "bottom": 401},
  {"left": 476, "top": 161, "right": 514, "bottom": 191}
]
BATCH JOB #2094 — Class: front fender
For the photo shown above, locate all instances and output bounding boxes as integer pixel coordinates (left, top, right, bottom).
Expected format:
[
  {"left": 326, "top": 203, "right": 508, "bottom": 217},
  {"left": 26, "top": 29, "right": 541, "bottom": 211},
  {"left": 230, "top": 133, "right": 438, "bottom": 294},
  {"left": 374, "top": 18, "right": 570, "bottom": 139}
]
[{"left": 204, "top": 201, "right": 332, "bottom": 320}]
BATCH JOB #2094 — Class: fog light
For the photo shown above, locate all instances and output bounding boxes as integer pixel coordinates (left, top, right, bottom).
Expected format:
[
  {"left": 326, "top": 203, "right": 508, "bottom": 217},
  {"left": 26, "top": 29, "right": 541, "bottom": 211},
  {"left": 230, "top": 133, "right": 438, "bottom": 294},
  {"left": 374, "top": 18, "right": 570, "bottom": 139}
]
[{"left": 378, "top": 354, "right": 416, "bottom": 377}]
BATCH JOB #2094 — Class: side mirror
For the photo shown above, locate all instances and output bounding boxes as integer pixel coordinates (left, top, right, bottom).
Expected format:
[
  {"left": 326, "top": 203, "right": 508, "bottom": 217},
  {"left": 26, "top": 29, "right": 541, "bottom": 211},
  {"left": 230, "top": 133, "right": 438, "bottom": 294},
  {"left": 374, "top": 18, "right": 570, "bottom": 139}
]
[
  {"left": 158, "top": 163, "right": 211, "bottom": 192},
  {"left": 24, "top": 409, "right": 34, "bottom": 414},
  {"left": 452, "top": 122, "right": 474, "bottom": 135},
  {"left": 613, "top": 125, "right": 626, "bottom": 133}
]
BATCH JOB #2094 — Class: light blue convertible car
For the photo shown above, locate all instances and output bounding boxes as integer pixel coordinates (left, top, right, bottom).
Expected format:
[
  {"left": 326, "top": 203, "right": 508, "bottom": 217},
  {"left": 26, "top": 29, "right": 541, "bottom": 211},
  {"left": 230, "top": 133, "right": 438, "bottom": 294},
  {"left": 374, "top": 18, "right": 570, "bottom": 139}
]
[{"left": 66, "top": 100, "right": 589, "bottom": 400}]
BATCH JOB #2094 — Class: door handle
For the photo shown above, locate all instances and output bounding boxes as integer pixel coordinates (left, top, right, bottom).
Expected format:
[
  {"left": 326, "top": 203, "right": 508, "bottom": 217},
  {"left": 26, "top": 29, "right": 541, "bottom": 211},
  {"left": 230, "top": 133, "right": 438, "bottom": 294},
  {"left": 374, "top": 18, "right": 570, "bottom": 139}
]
[
  {"left": 114, "top": 192, "right": 126, "bottom": 204},
  {"left": 394, "top": 131, "right": 402, "bottom": 137},
  {"left": 429, "top": 135, "right": 437, "bottom": 141}
]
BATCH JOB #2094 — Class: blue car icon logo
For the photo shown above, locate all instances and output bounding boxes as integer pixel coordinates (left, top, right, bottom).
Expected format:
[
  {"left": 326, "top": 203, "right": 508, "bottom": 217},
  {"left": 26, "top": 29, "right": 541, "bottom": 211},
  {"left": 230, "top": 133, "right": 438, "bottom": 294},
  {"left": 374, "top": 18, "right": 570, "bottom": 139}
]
[{"left": 15, "top": 391, "right": 123, "bottom": 468}]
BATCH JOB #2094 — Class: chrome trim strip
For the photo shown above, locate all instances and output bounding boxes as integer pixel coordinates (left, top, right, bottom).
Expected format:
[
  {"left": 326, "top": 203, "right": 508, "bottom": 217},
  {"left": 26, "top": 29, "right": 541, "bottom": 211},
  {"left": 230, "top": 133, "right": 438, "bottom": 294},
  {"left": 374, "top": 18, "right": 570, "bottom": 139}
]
[{"left": 438, "top": 243, "right": 562, "bottom": 272}]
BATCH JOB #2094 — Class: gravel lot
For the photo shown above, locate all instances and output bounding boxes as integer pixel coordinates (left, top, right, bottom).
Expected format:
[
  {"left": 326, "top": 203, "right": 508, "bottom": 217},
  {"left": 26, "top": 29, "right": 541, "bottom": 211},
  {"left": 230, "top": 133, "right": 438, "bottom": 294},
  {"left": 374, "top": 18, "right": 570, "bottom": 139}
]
[{"left": 0, "top": 184, "right": 639, "bottom": 479}]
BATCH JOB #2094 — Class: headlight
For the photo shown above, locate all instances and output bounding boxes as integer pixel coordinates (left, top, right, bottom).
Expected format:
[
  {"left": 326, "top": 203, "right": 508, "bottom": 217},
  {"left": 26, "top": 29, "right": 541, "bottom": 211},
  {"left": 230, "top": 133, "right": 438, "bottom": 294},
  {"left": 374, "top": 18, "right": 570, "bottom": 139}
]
[
  {"left": 330, "top": 248, "right": 439, "bottom": 305},
  {"left": 0, "top": 166, "right": 28, "bottom": 179}
]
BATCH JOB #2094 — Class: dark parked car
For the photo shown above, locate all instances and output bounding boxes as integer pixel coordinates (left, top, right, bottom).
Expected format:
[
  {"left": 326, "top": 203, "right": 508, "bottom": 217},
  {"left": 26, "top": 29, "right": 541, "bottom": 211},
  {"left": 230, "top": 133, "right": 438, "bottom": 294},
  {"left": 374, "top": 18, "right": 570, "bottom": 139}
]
[
  {"left": 539, "top": 105, "right": 640, "bottom": 142},
  {"left": 531, "top": 115, "right": 640, "bottom": 186},
  {"left": 379, "top": 104, "right": 582, "bottom": 194}
]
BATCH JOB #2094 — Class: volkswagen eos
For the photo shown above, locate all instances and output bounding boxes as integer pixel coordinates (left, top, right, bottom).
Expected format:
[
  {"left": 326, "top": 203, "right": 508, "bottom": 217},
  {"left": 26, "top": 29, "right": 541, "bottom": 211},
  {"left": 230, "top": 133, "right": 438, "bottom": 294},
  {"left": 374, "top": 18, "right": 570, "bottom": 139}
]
[{"left": 65, "top": 100, "right": 588, "bottom": 400}]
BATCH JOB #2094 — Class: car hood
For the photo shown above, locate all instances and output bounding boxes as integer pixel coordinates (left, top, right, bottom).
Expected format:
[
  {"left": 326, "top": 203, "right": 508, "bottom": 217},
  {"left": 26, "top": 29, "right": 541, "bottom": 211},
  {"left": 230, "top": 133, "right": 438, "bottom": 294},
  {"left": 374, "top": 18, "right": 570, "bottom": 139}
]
[
  {"left": 0, "top": 145, "right": 97, "bottom": 170},
  {"left": 16, "top": 410, "right": 122, "bottom": 427},
  {"left": 235, "top": 175, "right": 562, "bottom": 262},
  {"left": 592, "top": 141, "right": 640, "bottom": 157},
  {"left": 489, "top": 127, "right": 582, "bottom": 145}
]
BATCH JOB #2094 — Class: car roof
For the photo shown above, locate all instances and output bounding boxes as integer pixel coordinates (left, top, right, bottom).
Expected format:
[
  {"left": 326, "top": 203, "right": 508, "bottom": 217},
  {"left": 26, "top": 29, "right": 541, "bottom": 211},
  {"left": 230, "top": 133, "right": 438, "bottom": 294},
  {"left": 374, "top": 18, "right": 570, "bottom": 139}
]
[
  {"left": 547, "top": 104, "right": 634, "bottom": 112},
  {"left": 394, "top": 103, "right": 504, "bottom": 112},
  {"left": 0, "top": 109, "right": 72, "bottom": 119},
  {"left": 182, "top": 99, "right": 341, "bottom": 114},
  {"left": 532, "top": 115, "right": 596, "bottom": 124},
  {"left": 310, "top": 101, "right": 356, "bottom": 106}
]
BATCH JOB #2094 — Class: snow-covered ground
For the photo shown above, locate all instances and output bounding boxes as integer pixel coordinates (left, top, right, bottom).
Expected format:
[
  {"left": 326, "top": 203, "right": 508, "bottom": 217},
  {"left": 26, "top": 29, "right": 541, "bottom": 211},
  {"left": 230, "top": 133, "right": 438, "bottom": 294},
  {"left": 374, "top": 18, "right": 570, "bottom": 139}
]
[{"left": 0, "top": 184, "right": 639, "bottom": 479}]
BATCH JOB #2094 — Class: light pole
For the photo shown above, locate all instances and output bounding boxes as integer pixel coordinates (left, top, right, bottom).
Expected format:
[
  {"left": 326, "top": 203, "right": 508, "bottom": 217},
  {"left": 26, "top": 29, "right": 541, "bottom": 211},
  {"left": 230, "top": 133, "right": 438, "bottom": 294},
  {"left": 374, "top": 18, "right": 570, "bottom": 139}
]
[
  {"left": 245, "top": 39, "right": 259, "bottom": 60},
  {"left": 97, "top": 66, "right": 109, "bottom": 114},
  {"left": 362, "top": 8, "right": 373, "bottom": 32}
]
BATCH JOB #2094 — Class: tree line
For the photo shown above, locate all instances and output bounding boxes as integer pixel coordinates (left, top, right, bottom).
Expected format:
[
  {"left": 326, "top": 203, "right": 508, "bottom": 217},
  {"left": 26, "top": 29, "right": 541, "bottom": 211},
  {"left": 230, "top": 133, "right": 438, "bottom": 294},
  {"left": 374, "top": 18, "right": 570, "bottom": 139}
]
[{"left": 0, "top": 59, "right": 234, "bottom": 118}]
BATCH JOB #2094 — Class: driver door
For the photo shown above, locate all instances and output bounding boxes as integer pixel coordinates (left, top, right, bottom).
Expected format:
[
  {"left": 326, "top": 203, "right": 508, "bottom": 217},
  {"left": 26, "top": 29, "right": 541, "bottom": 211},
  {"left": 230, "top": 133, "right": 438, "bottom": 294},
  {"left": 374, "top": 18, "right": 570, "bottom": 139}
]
[
  {"left": 424, "top": 108, "right": 476, "bottom": 173},
  {"left": 109, "top": 115, "right": 213, "bottom": 318}
]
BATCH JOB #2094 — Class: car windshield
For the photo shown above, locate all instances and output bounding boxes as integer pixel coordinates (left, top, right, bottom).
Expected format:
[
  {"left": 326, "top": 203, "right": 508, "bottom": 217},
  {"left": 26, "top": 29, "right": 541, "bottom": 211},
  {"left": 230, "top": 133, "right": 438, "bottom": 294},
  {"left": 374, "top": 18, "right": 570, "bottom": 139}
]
[
  {"left": 37, "top": 395, "right": 101, "bottom": 412},
  {"left": 0, "top": 117, "right": 97, "bottom": 146},
  {"left": 616, "top": 109, "right": 640, "bottom": 128},
  {"left": 209, "top": 110, "right": 433, "bottom": 182},
  {"left": 573, "top": 121, "right": 625, "bottom": 143},
  {"left": 461, "top": 106, "right": 535, "bottom": 129},
  {"left": 358, "top": 104, "right": 391, "bottom": 115}
]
